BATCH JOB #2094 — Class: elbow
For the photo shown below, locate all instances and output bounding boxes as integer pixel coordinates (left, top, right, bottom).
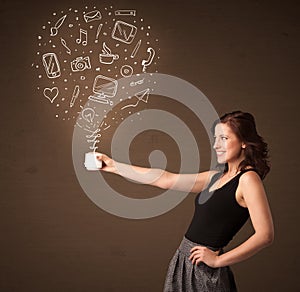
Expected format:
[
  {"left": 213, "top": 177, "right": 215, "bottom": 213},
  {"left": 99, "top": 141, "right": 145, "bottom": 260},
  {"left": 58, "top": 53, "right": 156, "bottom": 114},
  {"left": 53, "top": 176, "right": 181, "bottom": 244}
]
[{"left": 260, "top": 230, "right": 274, "bottom": 247}]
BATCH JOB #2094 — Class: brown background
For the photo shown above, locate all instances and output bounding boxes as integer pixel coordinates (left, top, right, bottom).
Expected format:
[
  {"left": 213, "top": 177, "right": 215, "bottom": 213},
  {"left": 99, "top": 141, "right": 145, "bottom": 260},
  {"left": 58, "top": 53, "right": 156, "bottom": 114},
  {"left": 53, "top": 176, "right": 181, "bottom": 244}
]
[{"left": 1, "top": 0, "right": 299, "bottom": 291}]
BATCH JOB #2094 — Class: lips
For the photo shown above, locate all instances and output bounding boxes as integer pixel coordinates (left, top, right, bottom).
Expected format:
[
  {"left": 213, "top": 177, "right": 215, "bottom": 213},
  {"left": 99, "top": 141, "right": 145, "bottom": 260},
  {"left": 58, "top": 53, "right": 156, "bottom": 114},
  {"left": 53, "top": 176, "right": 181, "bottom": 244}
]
[{"left": 216, "top": 151, "right": 226, "bottom": 156}]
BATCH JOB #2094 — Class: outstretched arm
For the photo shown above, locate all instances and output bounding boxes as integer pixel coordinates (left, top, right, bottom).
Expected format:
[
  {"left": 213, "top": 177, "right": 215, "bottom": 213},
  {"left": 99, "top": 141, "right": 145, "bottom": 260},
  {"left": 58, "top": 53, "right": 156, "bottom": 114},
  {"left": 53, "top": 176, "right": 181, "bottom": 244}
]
[
  {"left": 97, "top": 153, "right": 217, "bottom": 193},
  {"left": 189, "top": 171, "right": 274, "bottom": 267}
]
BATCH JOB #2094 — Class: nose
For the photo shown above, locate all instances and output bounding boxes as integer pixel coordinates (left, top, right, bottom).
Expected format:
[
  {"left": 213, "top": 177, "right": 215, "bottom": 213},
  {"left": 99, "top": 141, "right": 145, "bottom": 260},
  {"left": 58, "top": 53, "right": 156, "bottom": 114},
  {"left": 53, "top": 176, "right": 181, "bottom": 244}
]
[{"left": 213, "top": 137, "right": 220, "bottom": 149}]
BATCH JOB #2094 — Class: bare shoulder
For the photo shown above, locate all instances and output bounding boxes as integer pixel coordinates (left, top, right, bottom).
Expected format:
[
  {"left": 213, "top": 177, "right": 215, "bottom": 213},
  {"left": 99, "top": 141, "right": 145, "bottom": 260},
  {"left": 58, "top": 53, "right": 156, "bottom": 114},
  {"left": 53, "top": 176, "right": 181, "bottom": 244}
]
[{"left": 240, "top": 170, "right": 262, "bottom": 185}]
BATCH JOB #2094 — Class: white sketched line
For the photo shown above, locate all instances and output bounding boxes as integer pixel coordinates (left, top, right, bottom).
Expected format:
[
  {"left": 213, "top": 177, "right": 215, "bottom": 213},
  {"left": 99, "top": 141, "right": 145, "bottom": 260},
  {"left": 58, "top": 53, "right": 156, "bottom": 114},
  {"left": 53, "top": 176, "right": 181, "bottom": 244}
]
[
  {"left": 115, "top": 9, "right": 136, "bottom": 16},
  {"left": 130, "top": 39, "right": 141, "bottom": 58},
  {"left": 100, "top": 120, "right": 111, "bottom": 131},
  {"left": 60, "top": 38, "right": 71, "bottom": 55},
  {"left": 121, "top": 88, "right": 150, "bottom": 110}
]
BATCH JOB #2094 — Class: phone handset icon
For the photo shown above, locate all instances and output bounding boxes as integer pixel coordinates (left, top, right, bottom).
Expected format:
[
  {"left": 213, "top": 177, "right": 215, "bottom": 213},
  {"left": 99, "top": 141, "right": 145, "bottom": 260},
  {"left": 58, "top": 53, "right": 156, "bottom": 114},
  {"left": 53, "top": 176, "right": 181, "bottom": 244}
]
[{"left": 142, "top": 47, "right": 155, "bottom": 72}]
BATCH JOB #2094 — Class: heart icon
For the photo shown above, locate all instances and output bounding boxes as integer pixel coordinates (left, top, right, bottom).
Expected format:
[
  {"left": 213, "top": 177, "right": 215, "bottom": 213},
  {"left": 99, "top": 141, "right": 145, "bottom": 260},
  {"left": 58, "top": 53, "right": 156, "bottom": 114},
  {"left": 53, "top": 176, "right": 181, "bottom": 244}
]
[{"left": 43, "top": 87, "right": 59, "bottom": 103}]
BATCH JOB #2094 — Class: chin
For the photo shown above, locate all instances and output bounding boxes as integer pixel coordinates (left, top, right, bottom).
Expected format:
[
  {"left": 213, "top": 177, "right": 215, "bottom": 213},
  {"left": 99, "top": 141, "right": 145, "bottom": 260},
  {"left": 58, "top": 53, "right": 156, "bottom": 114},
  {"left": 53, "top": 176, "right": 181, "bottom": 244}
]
[{"left": 217, "top": 158, "right": 227, "bottom": 164}]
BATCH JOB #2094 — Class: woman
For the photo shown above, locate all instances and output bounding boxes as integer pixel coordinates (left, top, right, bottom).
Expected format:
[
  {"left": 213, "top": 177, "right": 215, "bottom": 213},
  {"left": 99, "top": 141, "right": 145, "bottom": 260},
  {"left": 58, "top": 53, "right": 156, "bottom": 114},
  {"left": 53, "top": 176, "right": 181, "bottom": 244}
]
[{"left": 96, "top": 111, "right": 274, "bottom": 291}]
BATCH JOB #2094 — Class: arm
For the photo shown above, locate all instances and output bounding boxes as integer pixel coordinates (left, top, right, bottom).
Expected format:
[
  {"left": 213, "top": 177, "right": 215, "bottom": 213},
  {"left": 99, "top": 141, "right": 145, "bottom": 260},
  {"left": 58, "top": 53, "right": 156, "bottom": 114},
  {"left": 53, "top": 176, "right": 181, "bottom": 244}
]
[
  {"left": 190, "top": 171, "right": 274, "bottom": 267},
  {"left": 97, "top": 153, "right": 217, "bottom": 193}
]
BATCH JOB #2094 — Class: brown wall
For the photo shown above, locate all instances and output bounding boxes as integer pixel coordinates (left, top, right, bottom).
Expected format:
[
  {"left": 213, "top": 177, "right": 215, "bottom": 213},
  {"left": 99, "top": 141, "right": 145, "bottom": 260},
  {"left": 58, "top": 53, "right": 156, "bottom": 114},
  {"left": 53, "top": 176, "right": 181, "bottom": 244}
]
[{"left": 1, "top": 0, "right": 299, "bottom": 291}]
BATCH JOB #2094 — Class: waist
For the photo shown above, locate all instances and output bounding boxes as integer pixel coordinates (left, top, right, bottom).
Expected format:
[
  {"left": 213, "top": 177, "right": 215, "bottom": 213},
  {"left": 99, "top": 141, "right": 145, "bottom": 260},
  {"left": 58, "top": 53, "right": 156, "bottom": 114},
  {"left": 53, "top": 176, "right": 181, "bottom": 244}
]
[{"left": 178, "top": 236, "right": 222, "bottom": 257}]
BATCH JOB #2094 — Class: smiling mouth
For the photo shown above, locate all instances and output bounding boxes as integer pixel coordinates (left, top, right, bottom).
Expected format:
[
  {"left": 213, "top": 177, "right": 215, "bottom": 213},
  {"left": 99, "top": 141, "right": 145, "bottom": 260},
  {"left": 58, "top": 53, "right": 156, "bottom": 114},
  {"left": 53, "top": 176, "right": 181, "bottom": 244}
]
[{"left": 216, "top": 151, "right": 225, "bottom": 156}]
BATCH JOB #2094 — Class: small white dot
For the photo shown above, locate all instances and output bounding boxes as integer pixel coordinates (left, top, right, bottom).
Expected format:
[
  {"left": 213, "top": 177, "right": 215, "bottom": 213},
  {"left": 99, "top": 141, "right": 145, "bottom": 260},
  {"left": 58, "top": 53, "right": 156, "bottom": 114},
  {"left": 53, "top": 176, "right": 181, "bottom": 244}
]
[
  {"left": 55, "top": 114, "right": 59, "bottom": 118},
  {"left": 38, "top": 35, "right": 42, "bottom": 40},
  {"left": 56, "top": 104, "right": 59, "bottom": 107},
  {"left": 69, "top": 24, "right": 73, "bottom": 28},
  {"left": 36, "top": 65, "right": 39, "bottom": 68},
  {"left": 90, "top": 25, "right": 93, "bottom": 29},
  {"left": 42, "top": 26, "right": 46, "bottom": 29},
  {"left": 141, "top": 27, "right": 144, "bottom": 30},
  {"left": 65, "top": 110, "right": 68, "bottom": 113},
  {"left": 62, "top": 98, "right": 65, "bottom": 101},
  {"left": 38, "top": 75, "right": 42, "bottom": 78},
  {"left": 64, "top": 79, "right": 67, "bottom": 82}
]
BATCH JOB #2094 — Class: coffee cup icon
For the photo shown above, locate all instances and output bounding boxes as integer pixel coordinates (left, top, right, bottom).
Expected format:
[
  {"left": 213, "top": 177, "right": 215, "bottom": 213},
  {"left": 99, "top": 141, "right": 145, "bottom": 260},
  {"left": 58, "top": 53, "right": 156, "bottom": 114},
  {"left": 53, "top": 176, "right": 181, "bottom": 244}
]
[{"left": 99, "top": 42, "right": 119, "bottom": 65}]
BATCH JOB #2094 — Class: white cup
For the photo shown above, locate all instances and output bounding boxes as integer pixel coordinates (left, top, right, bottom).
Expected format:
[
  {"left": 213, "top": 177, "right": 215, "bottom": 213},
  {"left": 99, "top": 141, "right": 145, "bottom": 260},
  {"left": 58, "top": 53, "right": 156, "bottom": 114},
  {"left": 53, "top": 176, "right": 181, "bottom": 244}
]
[{"left": 84, "top": 152, "right": 102, "bottom": 171}]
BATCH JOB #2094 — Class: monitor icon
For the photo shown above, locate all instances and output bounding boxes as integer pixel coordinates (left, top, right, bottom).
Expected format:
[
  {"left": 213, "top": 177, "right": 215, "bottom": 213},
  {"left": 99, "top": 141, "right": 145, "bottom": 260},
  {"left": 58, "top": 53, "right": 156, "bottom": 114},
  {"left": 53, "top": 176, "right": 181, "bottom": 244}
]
[{"left": 88, "top": 75, "right": 118, "bottom": 104}]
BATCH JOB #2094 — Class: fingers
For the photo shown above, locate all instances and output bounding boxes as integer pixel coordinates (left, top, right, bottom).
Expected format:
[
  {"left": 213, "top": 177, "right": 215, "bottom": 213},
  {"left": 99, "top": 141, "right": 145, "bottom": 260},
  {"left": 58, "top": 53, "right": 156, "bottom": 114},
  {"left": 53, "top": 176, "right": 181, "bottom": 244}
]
[
  {"left": 96, "top": 153, "right": 110, "bottom": 163},
  {"left": 189, "top": 246, "right": 219, "bottom": 265},
  {"left": 189, "top": 246, "right": 204, "bottom": 264}
]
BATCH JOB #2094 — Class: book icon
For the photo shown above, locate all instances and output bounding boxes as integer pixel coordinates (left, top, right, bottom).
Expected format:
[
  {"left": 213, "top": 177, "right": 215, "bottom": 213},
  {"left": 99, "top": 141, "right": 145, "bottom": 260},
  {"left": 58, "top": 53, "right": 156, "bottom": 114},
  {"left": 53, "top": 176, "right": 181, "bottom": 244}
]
[{"left": 88, "top": 75, "right": 118, "bottom": 104}]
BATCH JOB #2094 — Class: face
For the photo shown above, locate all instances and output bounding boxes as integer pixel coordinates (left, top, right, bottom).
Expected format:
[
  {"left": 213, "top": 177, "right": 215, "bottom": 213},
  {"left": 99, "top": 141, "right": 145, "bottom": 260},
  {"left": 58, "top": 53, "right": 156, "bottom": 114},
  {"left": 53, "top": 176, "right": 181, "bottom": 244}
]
[{"left": 213, "top": 123, "right": 246, "bottom": 165}]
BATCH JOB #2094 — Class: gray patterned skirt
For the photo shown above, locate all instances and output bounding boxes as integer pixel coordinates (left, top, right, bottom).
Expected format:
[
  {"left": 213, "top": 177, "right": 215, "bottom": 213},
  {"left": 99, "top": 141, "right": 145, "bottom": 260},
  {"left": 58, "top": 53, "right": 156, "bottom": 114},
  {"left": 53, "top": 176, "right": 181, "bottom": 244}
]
[{"left": 163, "top": 237, "right": 237, "bottom": 292}]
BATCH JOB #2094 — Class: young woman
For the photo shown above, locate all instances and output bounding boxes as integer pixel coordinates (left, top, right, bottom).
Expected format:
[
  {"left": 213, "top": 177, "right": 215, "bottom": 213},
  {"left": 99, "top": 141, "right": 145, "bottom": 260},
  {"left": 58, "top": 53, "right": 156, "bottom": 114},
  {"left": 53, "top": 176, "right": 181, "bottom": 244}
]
[{"left": 96, "top": 111, "right": 274, "bottom": 292}]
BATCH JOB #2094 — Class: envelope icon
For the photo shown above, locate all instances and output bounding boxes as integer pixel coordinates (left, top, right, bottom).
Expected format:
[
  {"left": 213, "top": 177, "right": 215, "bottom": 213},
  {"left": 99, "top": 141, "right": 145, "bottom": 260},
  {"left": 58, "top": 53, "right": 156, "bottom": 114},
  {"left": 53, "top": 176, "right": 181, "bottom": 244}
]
[{"left": 84, "top": 10, "right": 102, "bottom": 23}]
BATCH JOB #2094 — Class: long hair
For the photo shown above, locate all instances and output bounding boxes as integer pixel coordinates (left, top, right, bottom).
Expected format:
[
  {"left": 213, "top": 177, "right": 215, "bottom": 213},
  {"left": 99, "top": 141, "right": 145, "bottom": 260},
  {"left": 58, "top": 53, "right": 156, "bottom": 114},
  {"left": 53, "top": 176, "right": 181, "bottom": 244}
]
[{"left": 212, "top": 111, "right": 270, "bottom": 179}]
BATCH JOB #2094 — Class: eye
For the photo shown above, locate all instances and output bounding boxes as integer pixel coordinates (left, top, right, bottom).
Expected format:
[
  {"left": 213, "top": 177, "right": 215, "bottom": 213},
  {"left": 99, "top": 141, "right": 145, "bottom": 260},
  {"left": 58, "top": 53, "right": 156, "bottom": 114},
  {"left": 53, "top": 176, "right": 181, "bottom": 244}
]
[{"left": 221, "top": 136, "right": 228, "bottom": 141}]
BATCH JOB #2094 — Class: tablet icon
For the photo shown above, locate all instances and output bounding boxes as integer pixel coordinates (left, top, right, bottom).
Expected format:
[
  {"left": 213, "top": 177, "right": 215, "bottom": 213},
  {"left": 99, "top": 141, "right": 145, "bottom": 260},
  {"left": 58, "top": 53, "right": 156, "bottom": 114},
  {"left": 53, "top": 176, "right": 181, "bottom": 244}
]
[
  {"left": 42, "top": 53, "right": 61, "bottom": 78},
  {"left": 111, "top": 20, "right": 137, "bottom": 44}
]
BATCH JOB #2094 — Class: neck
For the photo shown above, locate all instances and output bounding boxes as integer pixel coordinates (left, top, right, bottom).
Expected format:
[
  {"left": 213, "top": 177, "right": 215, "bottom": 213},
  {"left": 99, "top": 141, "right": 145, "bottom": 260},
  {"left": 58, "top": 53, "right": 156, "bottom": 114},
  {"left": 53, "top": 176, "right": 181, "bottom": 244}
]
[{"left": 226, "top": 157, "right": 245, "bottom": 176}]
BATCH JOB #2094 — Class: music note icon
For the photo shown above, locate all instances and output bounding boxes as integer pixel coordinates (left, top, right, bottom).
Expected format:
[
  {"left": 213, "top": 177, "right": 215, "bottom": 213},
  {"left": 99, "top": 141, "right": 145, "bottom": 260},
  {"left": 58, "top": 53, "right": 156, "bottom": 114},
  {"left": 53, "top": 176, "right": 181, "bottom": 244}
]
[{"left": 76, "top": 28, "right": 88, "bottom": 46}]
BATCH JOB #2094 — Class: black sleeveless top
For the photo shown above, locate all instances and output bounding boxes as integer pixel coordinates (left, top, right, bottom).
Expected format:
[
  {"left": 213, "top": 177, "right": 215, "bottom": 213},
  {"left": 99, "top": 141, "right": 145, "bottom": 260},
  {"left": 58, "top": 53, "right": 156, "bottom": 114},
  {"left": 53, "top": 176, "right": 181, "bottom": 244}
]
[{"left": 185, "top": 169, "right": 257, "bottom": 248}]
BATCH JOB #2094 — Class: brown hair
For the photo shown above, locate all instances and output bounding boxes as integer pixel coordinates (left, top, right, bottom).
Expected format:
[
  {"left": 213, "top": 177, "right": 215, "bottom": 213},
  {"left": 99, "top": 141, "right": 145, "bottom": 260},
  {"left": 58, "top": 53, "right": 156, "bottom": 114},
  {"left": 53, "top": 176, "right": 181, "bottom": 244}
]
[{"left": 212, "top": 111, "right": 270, "bottom": 179}]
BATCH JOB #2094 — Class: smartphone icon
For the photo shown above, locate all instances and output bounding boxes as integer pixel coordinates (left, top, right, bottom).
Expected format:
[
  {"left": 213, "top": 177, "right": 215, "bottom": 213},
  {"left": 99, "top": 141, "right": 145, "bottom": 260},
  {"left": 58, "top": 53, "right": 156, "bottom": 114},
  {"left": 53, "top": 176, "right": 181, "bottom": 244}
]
[
  {"left": 111, "top": 20, "right": 137, "bottom": 44},
  {"left": 42, "top": 52, "right": 61, "bottom": 78}
]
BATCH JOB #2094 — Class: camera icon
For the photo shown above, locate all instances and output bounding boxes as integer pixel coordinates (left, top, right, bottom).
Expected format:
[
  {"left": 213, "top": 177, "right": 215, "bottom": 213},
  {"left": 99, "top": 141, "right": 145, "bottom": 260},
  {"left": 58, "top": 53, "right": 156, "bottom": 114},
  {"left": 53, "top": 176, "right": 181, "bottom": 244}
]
[{"left": 71, "top": 56, "right": 91, "bottom": 72}]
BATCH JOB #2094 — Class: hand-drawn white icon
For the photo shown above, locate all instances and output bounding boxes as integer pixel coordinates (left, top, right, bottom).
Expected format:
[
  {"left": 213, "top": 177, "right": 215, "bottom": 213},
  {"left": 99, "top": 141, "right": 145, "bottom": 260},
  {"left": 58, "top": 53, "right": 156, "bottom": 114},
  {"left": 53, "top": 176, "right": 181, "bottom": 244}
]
[
  {"left": 99, "top": 42, "right": 119, "bottom": 64},
  {"left": 111, "top": 20, "right": 137, "bottom": 44},
  {"left": 71, "top": 56, "right": 91, "bottom": 72},
  {"left": 84, "top": 10, "right": 102, "bottom": 23},
  {"left": 70, "top": 85, "right": 80, "bottom": 107},
  {"left": 60, "top": 37, "right": 71, "bottom": 55},
  {"left": 121, "top": 88, "right": 150, "bottom": 110},
  {"left": 120, "top": 65, "right": 133, "bottom": 77},
  {"left": 95, "top": 23, "right": 103, "bottom": 43},
  {"left": 43, "top": 86, "right": 59, "bottom": 103},
  {"left": 142, "top": 47, "right": 155, "bottom": 72},
  {"left": 81, "top": 107, "right": 95, "bottom": 123},
  {"left": 86, "top": 128, "right": 101, "bottom": 151},
  {"left": 114, "top": 10, "right": 136, "bottom": 16},
  {"left": 76, "top": 28, "right": 88, "bottom": 46},
  {"left": 130, "top": 39, "right": 141, "bottom": 58},
  {"left": 88, "top": 75, "right": 118, "bottom": 105},
  {"left": 50, "top": 14, "right": 67, "bottom": 36},
  {"left": 42, "top": 52, "right": 61, "bottom": 78},
  {"left": 130, "top": 78, "right": 145, "bottom": 87}
]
